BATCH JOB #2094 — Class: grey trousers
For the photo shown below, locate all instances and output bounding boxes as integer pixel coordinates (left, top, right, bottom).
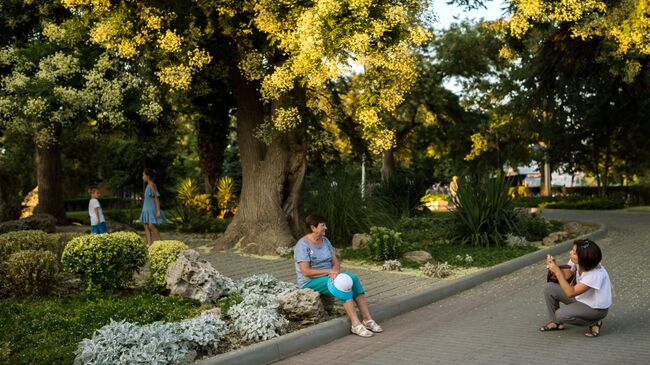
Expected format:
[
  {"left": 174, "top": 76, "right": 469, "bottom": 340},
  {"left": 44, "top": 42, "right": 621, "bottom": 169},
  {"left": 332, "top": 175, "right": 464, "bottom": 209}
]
[{"left": 543, "top": 282, "right": 608, "bottom": 326}]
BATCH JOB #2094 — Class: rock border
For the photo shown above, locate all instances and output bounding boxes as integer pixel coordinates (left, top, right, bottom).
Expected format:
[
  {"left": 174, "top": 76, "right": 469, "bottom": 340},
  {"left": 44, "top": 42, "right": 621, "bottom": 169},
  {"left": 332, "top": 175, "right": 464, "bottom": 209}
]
[{"left": 195, "top": 223, "right": 608, "bottom": 365}]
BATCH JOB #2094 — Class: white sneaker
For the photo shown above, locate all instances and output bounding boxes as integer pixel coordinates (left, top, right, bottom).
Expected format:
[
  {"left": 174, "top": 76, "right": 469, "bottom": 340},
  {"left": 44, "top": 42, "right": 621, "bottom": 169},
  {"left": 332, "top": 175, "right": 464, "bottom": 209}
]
[
  {"left": 351, "top": 323, "right": 374, "bottom": 337},
  {"left": 363, "top": 319, "right": 383, "bottom": 333}
]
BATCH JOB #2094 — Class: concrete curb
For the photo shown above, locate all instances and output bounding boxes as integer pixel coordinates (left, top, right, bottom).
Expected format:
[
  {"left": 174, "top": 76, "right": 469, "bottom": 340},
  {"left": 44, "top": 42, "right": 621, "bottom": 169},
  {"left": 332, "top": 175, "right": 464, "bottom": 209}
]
[{"left": 196, "top": 223, "right": 608, "bottom": 365}]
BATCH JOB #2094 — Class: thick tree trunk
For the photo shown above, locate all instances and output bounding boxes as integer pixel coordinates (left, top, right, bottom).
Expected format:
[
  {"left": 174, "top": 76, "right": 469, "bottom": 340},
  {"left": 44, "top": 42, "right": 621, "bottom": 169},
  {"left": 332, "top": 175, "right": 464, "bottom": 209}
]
[
  {"left": 35, "top": 135, "right": 66, "bottom": 223},
  {"left": 216, "top": 70, "right": 306, "bottom": 254},
  {"left": 381, "top": 148, "right": 395, "bottom": 181}
]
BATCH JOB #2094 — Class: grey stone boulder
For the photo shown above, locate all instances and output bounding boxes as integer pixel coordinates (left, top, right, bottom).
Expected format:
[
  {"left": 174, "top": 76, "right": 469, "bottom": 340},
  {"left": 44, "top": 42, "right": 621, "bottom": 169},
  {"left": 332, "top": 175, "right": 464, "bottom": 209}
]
[
  {"left": 403, "top": 250, "right": 433, "bottom": 264},
  {"left": 165, "top": 249, "right": 230, "bottom": 304},
  {"left": 543, "top": 231, "right": 569, "bottom": 246},
  {"left": 564, "top": 222, "right": 589, "bottom": 237},
  {"left": 277, "top": 288, "right": 326, "bottom": 325},
  {"left": 352, "top": 233, "right": 370, "bottom": 249},
  {"left": 197, "top": 307, "right": 222, "bottom": 321}
]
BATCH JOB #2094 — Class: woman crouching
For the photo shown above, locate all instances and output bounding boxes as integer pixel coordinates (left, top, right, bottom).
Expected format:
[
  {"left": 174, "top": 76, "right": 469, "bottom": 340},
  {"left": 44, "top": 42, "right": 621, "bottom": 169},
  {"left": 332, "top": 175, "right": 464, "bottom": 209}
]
[
  {"left": 294, "top": 214, "right": 383, "bottom": 337},
  {"left": 540, "top": 238, "right": 612, "bottom": 337}
]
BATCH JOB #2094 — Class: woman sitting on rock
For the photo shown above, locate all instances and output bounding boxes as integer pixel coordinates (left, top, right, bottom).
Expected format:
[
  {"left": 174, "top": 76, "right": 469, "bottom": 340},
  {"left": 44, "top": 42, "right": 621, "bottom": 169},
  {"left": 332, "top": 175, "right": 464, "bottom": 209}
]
[
  {"left": 294, "top": 214, "right": 383, "bottom": 337},
  {"left": 540, "top": 238, "right": 612, "bottom": 337}
]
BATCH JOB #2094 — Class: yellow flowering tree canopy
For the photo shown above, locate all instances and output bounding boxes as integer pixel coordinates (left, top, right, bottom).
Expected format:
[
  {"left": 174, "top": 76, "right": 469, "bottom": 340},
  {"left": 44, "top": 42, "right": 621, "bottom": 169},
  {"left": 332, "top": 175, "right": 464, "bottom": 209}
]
[
  {"left": 508, "top": 0, "right": 650, "bottom": 81},
  {"left": 63, "top": 0, "right": 433, "bottom": 153}
]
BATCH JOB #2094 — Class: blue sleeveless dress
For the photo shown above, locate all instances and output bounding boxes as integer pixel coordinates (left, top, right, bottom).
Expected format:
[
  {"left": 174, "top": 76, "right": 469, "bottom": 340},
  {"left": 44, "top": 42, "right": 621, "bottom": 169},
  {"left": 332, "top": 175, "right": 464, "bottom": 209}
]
[{"left": 140, "top": 183, "right": 166, "bottom": 224}]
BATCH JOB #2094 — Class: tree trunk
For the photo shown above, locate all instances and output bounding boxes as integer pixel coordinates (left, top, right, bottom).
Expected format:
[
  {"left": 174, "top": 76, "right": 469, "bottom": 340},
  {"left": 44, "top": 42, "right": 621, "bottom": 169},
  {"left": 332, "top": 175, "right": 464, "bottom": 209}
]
[
  {"left": 216, "top": 69, "right": 307, "bottom": 254},
  {"left": 601, "top": 140, "right": 611, "bottom": 197},
  {"left": 196, "top": 115, "right": 229, "bottom": 194},
  {"left": 381, "top": 148, "right": 395, "bottom": 181},
  {"left": 35, "top": 133, "right": 66, "bottom": 223}
]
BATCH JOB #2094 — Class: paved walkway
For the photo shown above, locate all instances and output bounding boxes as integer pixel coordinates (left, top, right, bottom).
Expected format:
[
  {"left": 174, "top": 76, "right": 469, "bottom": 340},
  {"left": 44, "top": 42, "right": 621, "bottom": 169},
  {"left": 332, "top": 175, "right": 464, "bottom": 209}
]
[
  {"left": 272, "top": 210, "right": 650, "bottom": 365},
  {"left": 200, "top": 250, "right": 437, "bottom": 306}
]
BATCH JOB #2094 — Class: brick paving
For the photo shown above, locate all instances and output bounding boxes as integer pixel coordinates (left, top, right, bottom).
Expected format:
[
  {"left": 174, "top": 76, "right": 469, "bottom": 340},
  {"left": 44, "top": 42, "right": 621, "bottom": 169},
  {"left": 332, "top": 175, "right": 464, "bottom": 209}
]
[
  {"left": 201, "top": 251, "right": 437, "bottom": 306},
  {"left": 273, "top": 210, "right": 650, "bottom": 365}
]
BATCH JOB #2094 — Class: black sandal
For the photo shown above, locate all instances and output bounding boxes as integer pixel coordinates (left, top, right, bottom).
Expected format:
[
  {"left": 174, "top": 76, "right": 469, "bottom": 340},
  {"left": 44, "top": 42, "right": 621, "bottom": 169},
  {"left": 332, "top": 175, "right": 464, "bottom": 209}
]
[
  {"left": 539, "top": 322, "right": 565, "bottom": 332},
  {"left": 585, "top": 320, "right": 602, "bottom": 337}
]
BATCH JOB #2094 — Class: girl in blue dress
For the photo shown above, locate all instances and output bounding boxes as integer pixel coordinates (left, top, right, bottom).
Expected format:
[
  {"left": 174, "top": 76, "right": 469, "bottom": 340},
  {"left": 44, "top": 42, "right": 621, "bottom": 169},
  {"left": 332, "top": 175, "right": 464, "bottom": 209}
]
[{"left": 140, "top": 168, "right": 165, "bottom": 245}]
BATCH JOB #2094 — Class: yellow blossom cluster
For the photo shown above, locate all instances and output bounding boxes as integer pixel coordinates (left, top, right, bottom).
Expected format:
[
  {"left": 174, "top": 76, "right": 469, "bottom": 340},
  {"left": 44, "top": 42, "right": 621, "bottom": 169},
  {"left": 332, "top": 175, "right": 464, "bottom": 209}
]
[
  {"left": 464, "top": 133, "right": 489, "bottom": 161},
  {"left": 509, "top": 0, "right": 650, "bottom": 69},
  {"left": 272, "top": 107, "right": 302, "bottom": 131}
]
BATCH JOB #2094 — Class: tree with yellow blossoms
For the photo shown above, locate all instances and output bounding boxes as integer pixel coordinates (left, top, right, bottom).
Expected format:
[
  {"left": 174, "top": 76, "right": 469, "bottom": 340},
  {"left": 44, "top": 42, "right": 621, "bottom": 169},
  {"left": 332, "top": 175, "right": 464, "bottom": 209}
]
[
  {"left": 507, "top": 0, "right": 650, "bottom": 82},
  {"left": 62, "top": 0, "right": 432, "bottom": 252}
]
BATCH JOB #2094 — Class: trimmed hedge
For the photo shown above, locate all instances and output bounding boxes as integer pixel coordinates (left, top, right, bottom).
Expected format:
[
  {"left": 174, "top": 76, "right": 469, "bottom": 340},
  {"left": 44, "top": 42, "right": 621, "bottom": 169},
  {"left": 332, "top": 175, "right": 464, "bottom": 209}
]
[
  {"left": 0, "top": 230, "right": 57, "bottom": 262},
  {"left": 2, "top": 250, "right": 59, "bottom": 297},
  {"left": 62, "top": 232, "right": 147, "bottom": 291},
  {"left": 148, "top": 240, "right": 188, "bottom": 290}
]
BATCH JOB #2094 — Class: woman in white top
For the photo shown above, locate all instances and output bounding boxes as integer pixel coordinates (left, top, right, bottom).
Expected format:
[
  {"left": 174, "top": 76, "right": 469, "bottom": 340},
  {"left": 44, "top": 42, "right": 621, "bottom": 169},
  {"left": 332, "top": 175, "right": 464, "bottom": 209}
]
[{"left": 540, "top": 238, "right": 612, "bottom": 337}]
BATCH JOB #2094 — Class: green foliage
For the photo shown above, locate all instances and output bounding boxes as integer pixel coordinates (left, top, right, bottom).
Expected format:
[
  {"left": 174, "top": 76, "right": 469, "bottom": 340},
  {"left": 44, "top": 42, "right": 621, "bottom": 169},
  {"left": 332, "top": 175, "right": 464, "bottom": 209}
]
[
  {"left": 0, "top": 291, "right": 204, "bottom": 365},
  {"left": 21, "top": 214, "right": 58, "bottom": 233},
  {"left": 421, "top": 262, "right": 451, "bottom": 278},
  {"left": 540, "top": 197, "right": 624, "bottom": 210},
  {"left": 148, "top": 240, "right": 188, "bottom": 290},
  {"left": 366, "top": 226, "right": 406, "bottom": 261},
  {"left": 177, "top": 178, "right": 213, "bottom": 216},
  {"left": 217, "top": 291, "right": 243, "bottom": 316},
  {"left": 301, "top": 173, "right": 389, "bottom": 246},
  {"left": 0, "top": 220, "right": 30, "bottom": 234},
  {"left": 61, "top": 232, "right": 147, "bottom": 291},
  {"left": 73, "top": 316, "right": 226, "bottom": 365},
  {"left": 425, "top": 243, "right": 538, "bottom": 268},
  {"left": 368, "top": 174, "right": 429, "bottom": 219},
  {"left": 396, "top": 215, "right": 453, "bottom": 246},
  {"left": 519, "top": 213, "right": 554, "bottom": 241},
  {"left": 2, "top": 250, "right": 59, "bottom": 297},
  {"left": 421, "top": 193, "right": 449, "bottom": 203},
  {"left": 0, "top": 230, "right": 57, "bottom": 262},
  {"left": 451, "top": 175, "right": 521, "bottom": 247},
  {"left": 216, "top": 176, "right": 238, "bottom": 214}
]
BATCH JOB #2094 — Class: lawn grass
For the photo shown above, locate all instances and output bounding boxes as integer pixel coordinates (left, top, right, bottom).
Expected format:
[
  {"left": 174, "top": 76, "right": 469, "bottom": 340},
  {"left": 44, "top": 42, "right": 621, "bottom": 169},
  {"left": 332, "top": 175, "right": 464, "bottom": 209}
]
[{"left": 0, "top": 291, "right": 206, "bottom": 365}]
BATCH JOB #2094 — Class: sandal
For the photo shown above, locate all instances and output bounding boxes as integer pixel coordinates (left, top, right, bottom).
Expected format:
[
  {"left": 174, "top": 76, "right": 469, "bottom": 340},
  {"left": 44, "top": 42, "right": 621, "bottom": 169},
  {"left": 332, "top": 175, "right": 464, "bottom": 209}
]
[
  {"left": 363, "top": 319, "right": 383, "bottom": 333},
  {"left": 584, "top": 320, "right": 602, "bottom": 338},
  {"left": 539, "top": 322, "right": 565, "bottom": 332},
  {"left": 351, "top": 323, "right": 374, "bottom": 337}
]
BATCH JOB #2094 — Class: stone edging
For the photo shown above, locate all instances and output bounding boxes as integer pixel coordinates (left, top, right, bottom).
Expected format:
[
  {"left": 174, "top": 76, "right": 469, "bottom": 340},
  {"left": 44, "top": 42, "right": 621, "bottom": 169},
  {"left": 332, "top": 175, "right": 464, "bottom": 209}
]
[{"left": 195, "top": 223, "right": 608, "bottom": 365}]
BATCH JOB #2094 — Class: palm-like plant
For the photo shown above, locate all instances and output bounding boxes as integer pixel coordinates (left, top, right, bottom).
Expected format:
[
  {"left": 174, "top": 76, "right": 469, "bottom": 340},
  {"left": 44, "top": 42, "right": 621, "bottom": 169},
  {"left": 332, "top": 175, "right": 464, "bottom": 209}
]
[{"left": 451, "top": 174, "right": 520, "bottom": 247}]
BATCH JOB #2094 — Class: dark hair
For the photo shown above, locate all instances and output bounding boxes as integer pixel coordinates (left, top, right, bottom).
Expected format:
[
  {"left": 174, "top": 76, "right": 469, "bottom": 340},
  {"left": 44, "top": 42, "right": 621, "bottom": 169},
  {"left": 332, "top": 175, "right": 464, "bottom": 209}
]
[
  {"left": 143, "top": 168, "right": 157, "bottom": 180},
  {"left": 573, "top": 238, "right": 602, "bottom": 271},
  {"left": 305, "top": 214, "right": 327, "bottom": 233}
]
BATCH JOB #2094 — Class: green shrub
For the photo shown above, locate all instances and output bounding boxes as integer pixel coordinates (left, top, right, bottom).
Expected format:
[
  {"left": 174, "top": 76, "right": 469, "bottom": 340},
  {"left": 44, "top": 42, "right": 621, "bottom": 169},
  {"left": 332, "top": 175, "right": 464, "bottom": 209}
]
[
  {"left": 540, "top": 197, "right": 624, "bottom": 210},
  {"left": 301, "top": 173, "right": 390, "bottom": 246},
  {"left": 50, "top": 232, "right": 84, "bottom": 264},
  {"left": 61, "top": 232, "right": 147, "bottom": 291},
  {"left": 22, "top": 214, "right": 57, "bottom": 233},
  {"left": 451, "top": 175, "right": 521, "bottom": 247},
  {"left": 367, "top": 226, "right": 405, "bottom": 261},
  {"left": 3, "top": 250, "right": 59, "bottom": 297},
  {"left": 0, "top": 230, "right": 57, "bottom": 262},
  {"left": 396, "top": 215, "right": 453, "bottom": 246},
  {"left": 368, "top": 173, "right": 428, "bottom": 219},
  {"left": 217, "top": 290, "right": 243, "bottom": 316},
  {"left": 149, "top": 240, "right": 188, "bottom": 289},
  {"left": 0, "top": 220, "right": 29, "bottom": 234},
  {"left": 520, "top": 213, "right": 554, "bottom": 241},
  {"left": 0, "top": 291, "right": 204, "bottom": 365}
]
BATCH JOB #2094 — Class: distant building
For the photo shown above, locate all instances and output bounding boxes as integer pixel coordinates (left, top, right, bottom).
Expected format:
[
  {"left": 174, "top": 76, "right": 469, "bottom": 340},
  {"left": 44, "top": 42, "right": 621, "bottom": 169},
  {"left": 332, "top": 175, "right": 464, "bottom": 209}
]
[{"left": 506, "top": 166, "right": 587, "bottom": 188}]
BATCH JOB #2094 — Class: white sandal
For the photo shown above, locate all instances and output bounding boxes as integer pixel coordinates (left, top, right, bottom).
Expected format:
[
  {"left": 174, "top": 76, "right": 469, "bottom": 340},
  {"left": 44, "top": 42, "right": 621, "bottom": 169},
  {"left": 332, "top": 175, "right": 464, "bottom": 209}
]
[
  {"left": 351, "top": 323, "right": 373, "bottom": 337},
  {"left": 363, "top": 319, "right": 383, "bottom": 333}
]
